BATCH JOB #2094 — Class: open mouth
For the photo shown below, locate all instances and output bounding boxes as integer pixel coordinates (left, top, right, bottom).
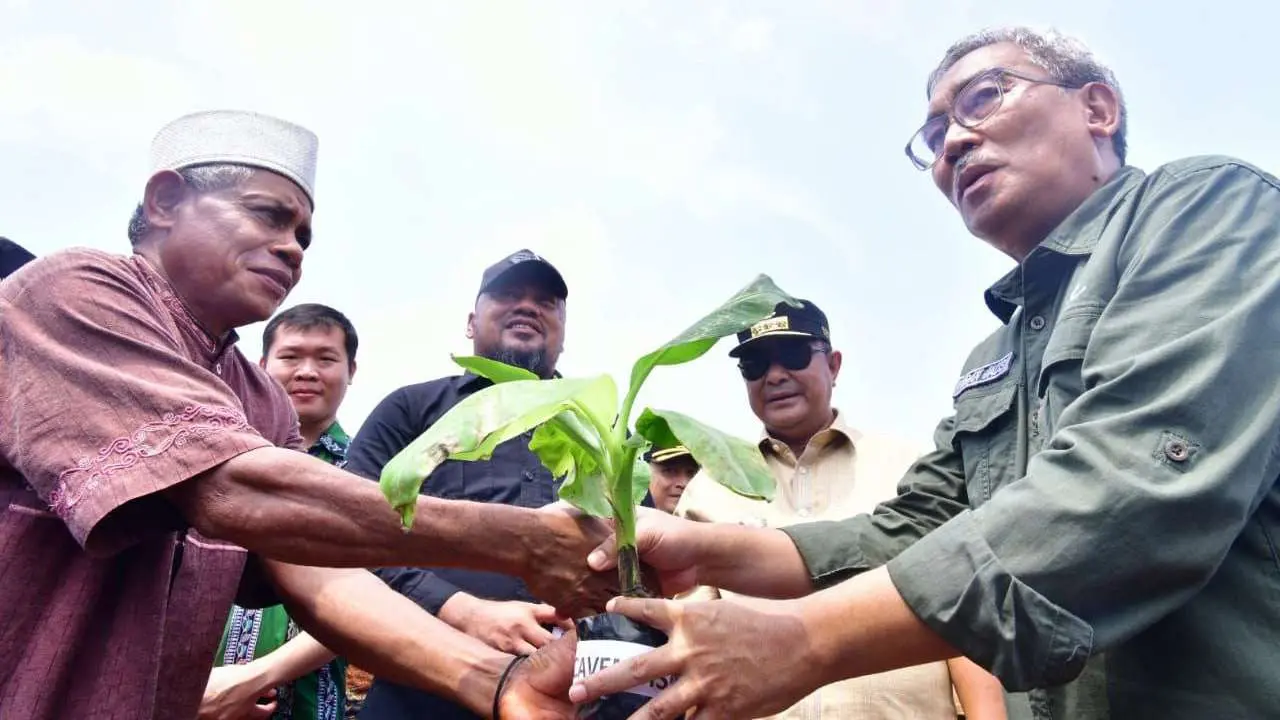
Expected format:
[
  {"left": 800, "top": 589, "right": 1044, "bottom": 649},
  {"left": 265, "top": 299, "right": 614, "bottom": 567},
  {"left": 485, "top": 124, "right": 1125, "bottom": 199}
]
[
  {"left": 505, "top": 319, "right": 543, "bottom": 336},
  {"left": 955, "top": 164, "right": 996, "bottom": 204}
]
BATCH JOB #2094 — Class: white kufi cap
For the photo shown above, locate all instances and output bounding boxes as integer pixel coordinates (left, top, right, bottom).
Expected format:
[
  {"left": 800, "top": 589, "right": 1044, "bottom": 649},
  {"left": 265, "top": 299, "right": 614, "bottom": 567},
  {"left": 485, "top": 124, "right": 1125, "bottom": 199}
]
[{"left": 149, "top": 110, "right": 319, "bottom": 207}]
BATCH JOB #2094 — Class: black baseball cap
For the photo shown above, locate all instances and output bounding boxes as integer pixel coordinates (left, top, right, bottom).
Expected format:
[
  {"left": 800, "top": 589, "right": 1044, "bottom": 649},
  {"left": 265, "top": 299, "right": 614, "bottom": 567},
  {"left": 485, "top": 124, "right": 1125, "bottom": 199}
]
[
  {"left": 477, "top": 249, "right": 568, "bottom": 300},
  {"left": 643, "top": 444, "right": 694, "bottom": 464},
  {"left": 727, "top": 299, "right": 830, "bottom": 357}
]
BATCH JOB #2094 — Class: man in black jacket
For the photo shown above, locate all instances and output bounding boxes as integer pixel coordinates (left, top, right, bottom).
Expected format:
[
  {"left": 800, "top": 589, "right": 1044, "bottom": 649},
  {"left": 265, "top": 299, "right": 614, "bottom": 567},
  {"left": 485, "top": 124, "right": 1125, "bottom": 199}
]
[{"left": 346, "top": 249, "right": 575, "bottom": 720}]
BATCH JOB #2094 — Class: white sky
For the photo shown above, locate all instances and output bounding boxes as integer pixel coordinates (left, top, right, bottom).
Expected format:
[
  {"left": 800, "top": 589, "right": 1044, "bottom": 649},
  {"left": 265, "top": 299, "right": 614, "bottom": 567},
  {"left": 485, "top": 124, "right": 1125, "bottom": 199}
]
[{"left": 4, "top": 0, "right": 1278, "bottom": 448}]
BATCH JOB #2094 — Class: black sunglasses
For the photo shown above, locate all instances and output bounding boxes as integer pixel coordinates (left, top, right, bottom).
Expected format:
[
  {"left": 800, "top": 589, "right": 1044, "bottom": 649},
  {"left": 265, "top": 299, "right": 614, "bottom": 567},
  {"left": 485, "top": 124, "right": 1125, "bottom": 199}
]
[{"left": 737, "top": 341, "right": 823, "bottom": 381}]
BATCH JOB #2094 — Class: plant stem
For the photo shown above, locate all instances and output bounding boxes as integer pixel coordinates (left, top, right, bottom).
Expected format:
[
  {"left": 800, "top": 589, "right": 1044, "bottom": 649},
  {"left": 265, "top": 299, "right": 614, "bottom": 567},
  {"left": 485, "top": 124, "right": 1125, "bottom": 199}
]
[
  {"left": 616, "top": 544, "right": 649, "bottom": 598},
  {"left": 610, "top": 443, "right": 650, "bottom": 597}
]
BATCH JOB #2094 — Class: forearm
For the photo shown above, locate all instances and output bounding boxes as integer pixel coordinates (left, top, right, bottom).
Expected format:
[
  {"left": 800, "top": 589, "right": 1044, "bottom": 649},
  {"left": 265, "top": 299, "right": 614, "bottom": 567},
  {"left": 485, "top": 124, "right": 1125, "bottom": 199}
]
[
  {"left": 948, "top": 656, "right": 1007, "bottom": 720},
  {"left": 253, "top": 632, "right": 337, "bottom": 687},
  {"left": 269, "top": 560, "right": 509, "bottom": 717},
  {"left": 691, "top": 523, "right": 813, "bottom": 598},
  {"left": 169, "top": 446, "right": 536, "bottom": 574},
  {"left": 795, "top": 566, "right": 957, "bottom": 686}
]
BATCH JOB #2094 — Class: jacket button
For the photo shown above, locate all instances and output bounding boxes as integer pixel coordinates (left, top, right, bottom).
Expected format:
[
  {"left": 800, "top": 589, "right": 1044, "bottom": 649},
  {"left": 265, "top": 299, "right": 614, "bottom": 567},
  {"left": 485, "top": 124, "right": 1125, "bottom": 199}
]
[
  {"left": 1164, "top": 439, "right": 1190, "bottom": 462},
  {"left": 1029, "top": 315, "right": 1046, "bottom": 331}
]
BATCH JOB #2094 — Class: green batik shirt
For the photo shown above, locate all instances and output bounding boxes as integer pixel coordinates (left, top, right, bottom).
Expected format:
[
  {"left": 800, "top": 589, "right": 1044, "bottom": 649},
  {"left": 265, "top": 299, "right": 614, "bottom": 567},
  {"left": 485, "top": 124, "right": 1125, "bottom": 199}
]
[
  {"left": 215, "top": 421, "right": 351, "bottom": 720},
  {"left": 783, "top": 157, "right": 1280, "bottom": 720}
]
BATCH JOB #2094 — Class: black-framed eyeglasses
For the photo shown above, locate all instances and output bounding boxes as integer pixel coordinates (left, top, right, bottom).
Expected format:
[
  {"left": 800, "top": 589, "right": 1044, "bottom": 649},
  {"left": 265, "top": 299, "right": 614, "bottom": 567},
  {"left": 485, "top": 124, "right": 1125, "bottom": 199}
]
[
  {"left": 737, "top": 340, "right": 824, "bottom": 382},
  {"left": 905, "top": 67, "right": 1080, "bottom": 171}
]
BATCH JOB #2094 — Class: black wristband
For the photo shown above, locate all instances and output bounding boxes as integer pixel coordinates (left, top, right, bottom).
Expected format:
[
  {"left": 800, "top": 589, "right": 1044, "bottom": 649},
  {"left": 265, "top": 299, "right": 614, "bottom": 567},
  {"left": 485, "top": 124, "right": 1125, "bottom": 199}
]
[{"left": 492, "top": 653, "right": 530, "bottom": 720}]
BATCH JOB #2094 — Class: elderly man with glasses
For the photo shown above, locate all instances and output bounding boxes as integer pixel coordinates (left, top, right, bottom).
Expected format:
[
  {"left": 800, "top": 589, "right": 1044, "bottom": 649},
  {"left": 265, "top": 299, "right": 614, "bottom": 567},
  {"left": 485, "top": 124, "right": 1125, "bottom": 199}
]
[{"left": 570, "top": 25, "right": 1280, "bottom": 720}]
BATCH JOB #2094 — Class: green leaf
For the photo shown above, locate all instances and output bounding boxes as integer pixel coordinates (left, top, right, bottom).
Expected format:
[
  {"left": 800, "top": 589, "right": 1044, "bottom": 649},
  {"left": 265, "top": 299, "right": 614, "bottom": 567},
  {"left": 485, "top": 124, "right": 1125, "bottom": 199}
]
[
  {"left": 636, "top": 407, "right": 776, "bottom": 501},
  {"left": 380, "top": 375, "right": 615, "bottom": 528},
  {"left": 629, "top": 456, "right": 653, "bottom": 506},
  {"left": 622, "top": 274, "right": 798, "bottom": 424},
  {"left": 534, "top": 419, "right": 611, "bottom": 518},
  {"left": 452, "top": 355, "right": 540, "bottom": 383}
]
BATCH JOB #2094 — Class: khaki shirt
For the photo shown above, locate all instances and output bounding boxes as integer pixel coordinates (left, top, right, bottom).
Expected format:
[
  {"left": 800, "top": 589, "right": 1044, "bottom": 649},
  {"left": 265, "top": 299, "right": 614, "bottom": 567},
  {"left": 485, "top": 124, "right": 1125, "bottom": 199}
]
[
  {"left": 674, "top": 411, "right": 960, "bottom": 720},
  {"left": 784, "top": 157, "right": 1280, "bottom": 719}
]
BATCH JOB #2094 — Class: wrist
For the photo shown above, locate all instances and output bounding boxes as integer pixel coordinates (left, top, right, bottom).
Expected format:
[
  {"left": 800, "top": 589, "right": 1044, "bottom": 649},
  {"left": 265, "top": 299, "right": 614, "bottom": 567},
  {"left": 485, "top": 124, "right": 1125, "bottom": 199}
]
[
  {"left": 457, "top": 651, "right": 509, "bottom": 718},
  {"left": 439, "top": 592, "right": 480, "bottom": 630}
]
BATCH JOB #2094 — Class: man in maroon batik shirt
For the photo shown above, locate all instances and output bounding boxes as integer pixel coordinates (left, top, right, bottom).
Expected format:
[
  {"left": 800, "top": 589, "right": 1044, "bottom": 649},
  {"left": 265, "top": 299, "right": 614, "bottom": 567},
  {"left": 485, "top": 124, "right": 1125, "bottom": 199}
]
[{"left": 0, "top": 110, "right": 600, "bottom": 720}]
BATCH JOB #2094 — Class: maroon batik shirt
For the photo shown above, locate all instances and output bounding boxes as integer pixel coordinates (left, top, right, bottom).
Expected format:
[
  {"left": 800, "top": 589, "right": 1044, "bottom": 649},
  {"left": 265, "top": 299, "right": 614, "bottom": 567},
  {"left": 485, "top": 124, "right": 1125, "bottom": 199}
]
[{"left": 0, "top": 248, "right": 304, "bottom": 719}]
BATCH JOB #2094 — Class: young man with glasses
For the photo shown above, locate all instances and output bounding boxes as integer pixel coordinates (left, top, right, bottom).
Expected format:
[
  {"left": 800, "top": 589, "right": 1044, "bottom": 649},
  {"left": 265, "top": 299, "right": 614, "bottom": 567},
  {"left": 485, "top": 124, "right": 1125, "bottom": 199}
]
[{"left": 674, "top": 299, "right": 1007, "bottom": 720}]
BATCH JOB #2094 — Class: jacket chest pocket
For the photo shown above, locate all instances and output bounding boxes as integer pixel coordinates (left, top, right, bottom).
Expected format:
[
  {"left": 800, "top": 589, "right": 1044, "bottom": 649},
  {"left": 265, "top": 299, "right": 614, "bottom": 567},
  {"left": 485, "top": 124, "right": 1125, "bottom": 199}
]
[
  {"left": 1036, "top": 309, "right": 1099, "bottom": 446},
  {"left": 953, "top": 381, "right": 1019, "bottom": 505}
]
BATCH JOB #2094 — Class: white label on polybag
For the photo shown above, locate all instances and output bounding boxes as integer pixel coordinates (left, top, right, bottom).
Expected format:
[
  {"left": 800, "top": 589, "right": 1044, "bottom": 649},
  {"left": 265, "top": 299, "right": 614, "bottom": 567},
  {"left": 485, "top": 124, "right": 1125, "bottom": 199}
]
[{"left": 573, "top": 639, "right": 678, "bottom": 698}]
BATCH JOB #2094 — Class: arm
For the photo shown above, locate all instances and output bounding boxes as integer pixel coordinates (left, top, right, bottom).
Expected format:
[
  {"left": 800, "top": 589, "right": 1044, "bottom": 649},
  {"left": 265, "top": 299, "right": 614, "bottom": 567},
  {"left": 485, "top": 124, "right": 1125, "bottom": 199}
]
[
  {"left": 200, "top": 633, "right": 337, "bottom": 720},
  {"left": 948, "top": 656, "right": 1007, "bottom": 720},
  {"left": 780, "top": 415, "right": 970, "bottom": 589},
  {"left": 266, "top": 560, "right": 512, "bottom": 717},
  {"left": 245, "top": 632, "right": 336, "bottom": 688},
  {"left": 165, "top": 447, "right": 616, "bottom": 617},
  {"left": 590, "top": 507, "right": 814, "bottom": 599},
  {"left": 606, "top": 424, "right": 970, "bottom": 601}
]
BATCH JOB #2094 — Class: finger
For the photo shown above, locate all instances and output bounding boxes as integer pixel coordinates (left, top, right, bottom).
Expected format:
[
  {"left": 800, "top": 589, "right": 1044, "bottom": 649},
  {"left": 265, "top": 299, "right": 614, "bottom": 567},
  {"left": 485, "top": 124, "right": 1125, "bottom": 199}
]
[
  {"left": 606, "top": 596, "right": 679, "bottom": 632},
  {"left": 249, "top": 701, "right": 277, "bottom": 719},
  {"left": 530, "top": 602, "right": 564, "bottom": 624},
  {"left": 520, "top": 621, "right": 555, "bottom": 648},
  {"left": 567, "top": 644, "right": 682, "bottom": 704},
  {"left": 587, "top": 533, "right": 619, "bottom": 571},
  {"left": 507, "top": 637, "right": 540, "bottom": 656}
]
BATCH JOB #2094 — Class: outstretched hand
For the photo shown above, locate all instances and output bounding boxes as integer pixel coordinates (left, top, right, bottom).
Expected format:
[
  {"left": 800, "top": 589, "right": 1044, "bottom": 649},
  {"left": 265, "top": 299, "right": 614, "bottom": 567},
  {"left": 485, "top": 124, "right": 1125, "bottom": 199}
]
[
  {"left": 497, "top": 629, "right": 580, "bottom": 719},
  {"left": 567, "top": 595, "right": 816, "bottom": 720},
  {"left": 585, "top": 506, "right": 704, "bottom": 597}
]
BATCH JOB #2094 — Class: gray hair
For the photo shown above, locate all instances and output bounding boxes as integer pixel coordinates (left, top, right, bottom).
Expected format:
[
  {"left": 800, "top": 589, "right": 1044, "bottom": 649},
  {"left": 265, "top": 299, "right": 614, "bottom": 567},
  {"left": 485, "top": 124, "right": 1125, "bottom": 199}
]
[
  {"left": 927, "top": 26, "right": 1128, "bottom": 163},
  {"left": 127, "top": 163, "right": 257, "bottom": 245}
]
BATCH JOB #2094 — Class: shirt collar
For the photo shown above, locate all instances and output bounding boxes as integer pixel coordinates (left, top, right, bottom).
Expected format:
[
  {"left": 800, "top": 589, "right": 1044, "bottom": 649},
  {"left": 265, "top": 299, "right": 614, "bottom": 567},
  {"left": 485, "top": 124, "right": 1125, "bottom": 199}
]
[
  {"left": 311, "top": 420, "right": 350, "bottom": 459},
  {"left": 459, "top": 367, "right": 564, "bottom": 392},
  {"left": 758, "top": 408, "right": 862, "bottom": 459},
  {"left": 983, "top": 165, "right": 1147, "bottom": 323},
  {"left": 132, "top": 254, "right": 239, "bottom": 363}
]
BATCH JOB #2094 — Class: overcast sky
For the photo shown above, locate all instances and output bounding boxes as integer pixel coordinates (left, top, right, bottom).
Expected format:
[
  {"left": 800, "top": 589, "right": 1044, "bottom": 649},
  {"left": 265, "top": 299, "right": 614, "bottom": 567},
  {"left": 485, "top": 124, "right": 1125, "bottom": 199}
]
[{"left": 3, "top": 0, "right": 1276, "bottom": 449}]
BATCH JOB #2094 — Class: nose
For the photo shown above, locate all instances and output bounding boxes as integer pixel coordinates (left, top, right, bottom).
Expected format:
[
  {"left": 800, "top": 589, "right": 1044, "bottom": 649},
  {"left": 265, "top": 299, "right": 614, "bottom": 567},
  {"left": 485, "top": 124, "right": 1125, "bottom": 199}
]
[
  {"left": 934, "top": 122, "right": 983, "bottom": 193},
  {"left": 293, "top": 358, "right": 320, "bottom": 379},
  {"left": 271, "top": 236, "right": 304, "bottom": 273},
  {"left": 763, "top": 360, "right": 790, "bottom": 384}
]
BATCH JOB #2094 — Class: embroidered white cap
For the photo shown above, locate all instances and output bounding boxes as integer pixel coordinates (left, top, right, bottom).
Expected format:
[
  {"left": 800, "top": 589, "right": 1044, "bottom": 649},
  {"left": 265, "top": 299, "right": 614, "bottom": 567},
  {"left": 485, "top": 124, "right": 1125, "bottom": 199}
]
[{"left": 149, "top": 109, "right": 320, "bottom": 207}]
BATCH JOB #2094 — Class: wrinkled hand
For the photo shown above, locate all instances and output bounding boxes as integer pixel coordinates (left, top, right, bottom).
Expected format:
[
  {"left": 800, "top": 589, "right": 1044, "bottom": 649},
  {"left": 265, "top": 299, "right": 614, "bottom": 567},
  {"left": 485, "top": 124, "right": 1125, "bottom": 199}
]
[
  {"left": 525, "top": 503, "right": 621, "bottom": 617},
  {"left": 586, "top": 506, "right": 704, "bottom": 597},
  {"left": 199, "top": 663, "right": 278, "bottom": 720},
  {"left": 445, "top": 594, "right": 574, "bottom": 656},
  {"left": 497, "top": 629, "right": 579, "bottom": 719},
  {"left": 568, "top": 596, "right": 816, "bottom": 720}
]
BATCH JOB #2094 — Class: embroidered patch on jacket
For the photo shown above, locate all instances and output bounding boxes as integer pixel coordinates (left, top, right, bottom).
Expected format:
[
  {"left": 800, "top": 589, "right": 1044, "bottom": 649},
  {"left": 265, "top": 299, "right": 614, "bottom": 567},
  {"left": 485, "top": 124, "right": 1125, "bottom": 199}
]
[{"left": 952, "top": 351, "right": 1014, "bottom": 399}]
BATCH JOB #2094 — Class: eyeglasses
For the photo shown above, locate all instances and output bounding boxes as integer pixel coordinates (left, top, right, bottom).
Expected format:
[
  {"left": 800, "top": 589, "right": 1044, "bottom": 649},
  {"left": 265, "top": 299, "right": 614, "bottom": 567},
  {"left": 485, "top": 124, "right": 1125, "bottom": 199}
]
[
  {"left": 737, "top": 341, "right": 823, "bottom": 382},
  {"left": 905, "top": 67, "right": 1079, "bottom": 171}
]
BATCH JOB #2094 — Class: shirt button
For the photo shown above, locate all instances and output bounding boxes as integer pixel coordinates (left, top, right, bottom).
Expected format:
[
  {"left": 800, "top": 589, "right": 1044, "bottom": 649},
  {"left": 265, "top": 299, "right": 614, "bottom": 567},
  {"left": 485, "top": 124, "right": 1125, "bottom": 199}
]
[
  {"left": 797, "top": 507, "right": 812, "bottom": 518},
  {"left": 1164, "top": 439, "right": 1191, "bottom": 462},
  {"left": 1029, "top": 315, "right": 1046, "bottom": 331}
]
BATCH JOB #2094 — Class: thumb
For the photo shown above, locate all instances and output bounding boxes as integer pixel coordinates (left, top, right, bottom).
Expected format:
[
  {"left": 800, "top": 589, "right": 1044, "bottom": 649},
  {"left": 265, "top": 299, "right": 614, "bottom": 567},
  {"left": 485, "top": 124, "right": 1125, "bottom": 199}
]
[
  {"left": 521, "top": 629, "right": 579, "bottom": 695},
  {"left": 587, "top": 534, "right": 618, "bottom": 571}
]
